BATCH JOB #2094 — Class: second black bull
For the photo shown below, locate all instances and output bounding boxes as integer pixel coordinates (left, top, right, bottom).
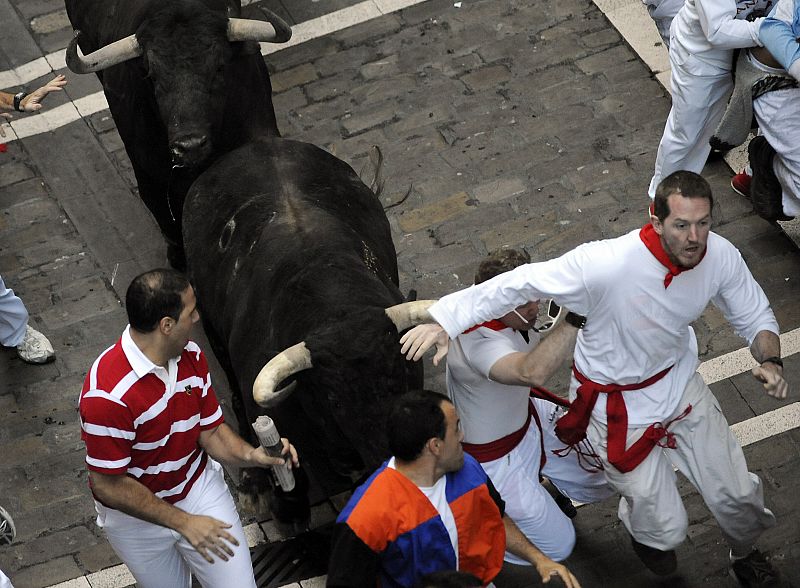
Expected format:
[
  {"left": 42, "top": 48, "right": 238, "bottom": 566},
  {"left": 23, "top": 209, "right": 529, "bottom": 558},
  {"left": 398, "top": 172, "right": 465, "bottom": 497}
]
[{"left": 183, "top": 137, "right": 433, "bottom": 523}]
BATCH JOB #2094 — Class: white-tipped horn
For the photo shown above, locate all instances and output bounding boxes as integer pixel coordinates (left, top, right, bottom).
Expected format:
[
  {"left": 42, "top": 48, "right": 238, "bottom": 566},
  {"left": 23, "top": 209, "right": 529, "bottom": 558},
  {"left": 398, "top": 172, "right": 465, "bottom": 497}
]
[
  {"left": 253, "top": 342, "right": 312, "bottom": 407},
  {"left": 227, "top": 16, "right": 292, "bottom": 44},
  {"left": 66, "top": 31, "right": 142, "bottom": 74},
  {"left": 384, "top": 300, "right": 438, "bottom": 333}
]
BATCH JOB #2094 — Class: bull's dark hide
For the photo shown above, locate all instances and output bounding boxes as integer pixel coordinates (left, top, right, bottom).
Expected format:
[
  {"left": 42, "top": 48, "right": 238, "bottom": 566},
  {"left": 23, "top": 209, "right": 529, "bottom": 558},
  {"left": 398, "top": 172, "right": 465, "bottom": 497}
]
[
  {"left": 183, "top": 138, "right": 423, "bottom": 516},
  {"left": 65, "top": 0, "right": 280, "bottom": 266}
]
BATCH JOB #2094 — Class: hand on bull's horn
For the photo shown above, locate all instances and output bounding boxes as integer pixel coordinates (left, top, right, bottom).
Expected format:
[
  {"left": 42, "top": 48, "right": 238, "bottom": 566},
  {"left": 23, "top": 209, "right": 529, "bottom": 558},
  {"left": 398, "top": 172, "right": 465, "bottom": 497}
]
[{"left": 400, "top": 323, "right": 450, "bottom": 366}]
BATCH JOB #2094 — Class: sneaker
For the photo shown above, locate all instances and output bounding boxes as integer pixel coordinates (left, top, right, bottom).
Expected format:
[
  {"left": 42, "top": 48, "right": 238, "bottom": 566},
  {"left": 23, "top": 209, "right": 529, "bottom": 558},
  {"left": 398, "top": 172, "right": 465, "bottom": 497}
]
[
  {"left": 630, "top": 536, "right": 677, "bottom": 575},
  {"left": 730, "top": 549, "right": 782, "bottom": 587},
  {"left": 748, "top": 136, "right": 793, "bottom": 222},
  {"left": 731, "top": 172, "right": 752, "bottom": 198},
  {"left": 0, "top": 506, "right": 16, "bottom": 545},
  {"left": 16, "top": 325, "right": 55, "bottom": 364}
]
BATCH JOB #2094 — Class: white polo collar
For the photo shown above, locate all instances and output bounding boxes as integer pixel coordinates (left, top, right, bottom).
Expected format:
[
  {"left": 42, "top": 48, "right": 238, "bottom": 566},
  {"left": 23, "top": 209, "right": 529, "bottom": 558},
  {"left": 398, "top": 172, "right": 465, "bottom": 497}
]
[{"left": 121, "top": 325, "right": 180, "bottom": 380}]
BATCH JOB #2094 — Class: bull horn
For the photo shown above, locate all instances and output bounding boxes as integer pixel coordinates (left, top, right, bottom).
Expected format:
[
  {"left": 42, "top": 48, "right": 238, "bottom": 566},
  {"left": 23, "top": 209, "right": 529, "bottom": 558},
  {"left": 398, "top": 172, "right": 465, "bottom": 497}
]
[
  {"left": 253, "top": 342, "right": 312, "bottom": 407},
  {"left": 66, "top": 31, "right": 142, "bottom": 74},
  {"left": 227, "top": 15, "right": 292, "bottom": 44},
  {"left": 385, "top": 300, "right": 438, "bottom": 333}
]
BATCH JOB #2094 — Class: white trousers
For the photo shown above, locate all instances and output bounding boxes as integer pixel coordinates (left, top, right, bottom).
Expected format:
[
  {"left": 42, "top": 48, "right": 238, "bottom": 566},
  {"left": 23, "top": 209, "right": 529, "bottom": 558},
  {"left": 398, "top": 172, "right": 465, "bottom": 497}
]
[
  {"left": 481, "top": 399, "right": 612, "bottom": 564},
  {"left": 753, "top": 87, "right": 800, "bottom": 217},
  {"left": 648, "top": 45, "right": 734, "bottom": 198},
  {"left": 536, "top": 398, "right": 614, "bottom": 505},
  {"left": 96, "top": 460, "right": 256, "bottom": 588},
  {"left": 482, "top": 423, "right": 576, "bottom": 564},
  {"left": 0, "top": 275, "right": 28, "bottom": 348},
  {"left": 587, "top": 372, "right": 775, "bottom": 551}
]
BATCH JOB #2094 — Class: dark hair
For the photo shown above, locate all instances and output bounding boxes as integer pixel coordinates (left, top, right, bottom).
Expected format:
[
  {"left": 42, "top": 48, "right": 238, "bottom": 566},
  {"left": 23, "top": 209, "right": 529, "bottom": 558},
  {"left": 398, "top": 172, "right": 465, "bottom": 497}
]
[
  {"left": 417, "top": 571, "right": 483, "bottom": 588},
  {"left": 474, "top": 248, "right": 531, "bottom": 284},
  {"left": 653, "top": 171, "right": 714, "bottom": 222},
  {"left": 388, "top": 390, "right": 451, "bottom": 461},
  {"left": 126, "top": 269, "right": 190, "bottom": 333}
]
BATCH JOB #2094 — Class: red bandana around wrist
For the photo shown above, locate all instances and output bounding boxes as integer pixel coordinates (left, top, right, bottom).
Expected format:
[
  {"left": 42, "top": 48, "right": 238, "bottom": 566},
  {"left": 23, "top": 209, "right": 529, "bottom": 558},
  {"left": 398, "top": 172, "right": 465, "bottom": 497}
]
[{"left": 639, "top": 223, "right": 704, "bottom": 288}]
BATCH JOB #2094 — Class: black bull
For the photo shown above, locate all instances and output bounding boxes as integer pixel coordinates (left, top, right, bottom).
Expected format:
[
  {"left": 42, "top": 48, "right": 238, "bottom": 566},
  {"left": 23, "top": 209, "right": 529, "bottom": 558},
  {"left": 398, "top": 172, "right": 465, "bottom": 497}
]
[
  {"left": 64, "top": 0, "right": 289, "bottom": 268},
  {"left": 183, "top": 138, "right": 425, "bottom": 520}
]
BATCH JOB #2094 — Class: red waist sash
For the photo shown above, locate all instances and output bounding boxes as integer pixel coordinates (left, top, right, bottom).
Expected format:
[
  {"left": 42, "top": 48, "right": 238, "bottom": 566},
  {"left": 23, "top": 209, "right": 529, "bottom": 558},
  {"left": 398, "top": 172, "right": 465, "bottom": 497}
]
[
  {"left": 462, "top": 403, "right": 533, "bottom": 463},
  {"left": 555, "top": 364, "right": 690, "bottom": 473}
]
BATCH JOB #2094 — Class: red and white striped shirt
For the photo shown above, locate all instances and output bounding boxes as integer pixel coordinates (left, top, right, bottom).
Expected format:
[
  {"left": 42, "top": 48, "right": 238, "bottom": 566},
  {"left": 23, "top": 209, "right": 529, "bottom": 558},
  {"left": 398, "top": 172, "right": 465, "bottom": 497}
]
[{"left": 79, "top": 327, "right": 224, "bottom": 504}]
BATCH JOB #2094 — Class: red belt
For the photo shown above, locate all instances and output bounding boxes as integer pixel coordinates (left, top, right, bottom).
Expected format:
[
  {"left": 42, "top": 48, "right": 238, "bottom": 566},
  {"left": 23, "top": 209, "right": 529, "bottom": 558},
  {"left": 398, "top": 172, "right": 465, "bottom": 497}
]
[
  {"left": 555, "top": 364, "right": 691, "bottom": 473},
  {"left": 462, "top": 402, "right": 533, "bottom": 463}
]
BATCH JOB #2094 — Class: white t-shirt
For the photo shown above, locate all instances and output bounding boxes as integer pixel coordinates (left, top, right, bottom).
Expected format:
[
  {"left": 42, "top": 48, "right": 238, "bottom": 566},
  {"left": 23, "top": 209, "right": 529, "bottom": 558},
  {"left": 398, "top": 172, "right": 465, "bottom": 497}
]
[
  {"left": 448, "top": 326, "right": 540, "bottom": 444},
  {"left": 431, "top": 229, "right": 778, "bottom": 427}
]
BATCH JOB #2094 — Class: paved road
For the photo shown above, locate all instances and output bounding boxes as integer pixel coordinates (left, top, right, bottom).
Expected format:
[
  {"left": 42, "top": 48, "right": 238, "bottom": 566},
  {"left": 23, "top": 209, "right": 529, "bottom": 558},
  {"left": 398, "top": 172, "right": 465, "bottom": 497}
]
[{"left": 1, "top": 0, "right": 799, "bottom": 586}]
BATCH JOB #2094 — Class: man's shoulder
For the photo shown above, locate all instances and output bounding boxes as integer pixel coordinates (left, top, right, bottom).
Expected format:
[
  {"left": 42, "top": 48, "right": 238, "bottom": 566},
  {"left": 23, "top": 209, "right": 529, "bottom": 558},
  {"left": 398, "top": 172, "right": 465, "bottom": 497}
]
[
  {"left": 82, "top": 339, "right": 130, "bottom": 393},
  {"left": 339, "top": 462, "right": 398, "bottom": 521}
]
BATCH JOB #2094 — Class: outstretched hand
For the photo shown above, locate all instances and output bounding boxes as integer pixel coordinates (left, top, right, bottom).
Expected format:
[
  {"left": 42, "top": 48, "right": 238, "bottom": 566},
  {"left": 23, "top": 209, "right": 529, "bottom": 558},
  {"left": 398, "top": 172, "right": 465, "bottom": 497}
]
[
  {"left": 399, "top": 323, "right": 449, "bottom": 366},
  {"left": 751, "top": 363, "right": 788, "bottom": 399},
  {"left": 534, "top": 558, "right": 582, "bottom": 588},
  {"left": 21, "top": 74, "right": 67, "bottom": 112}
]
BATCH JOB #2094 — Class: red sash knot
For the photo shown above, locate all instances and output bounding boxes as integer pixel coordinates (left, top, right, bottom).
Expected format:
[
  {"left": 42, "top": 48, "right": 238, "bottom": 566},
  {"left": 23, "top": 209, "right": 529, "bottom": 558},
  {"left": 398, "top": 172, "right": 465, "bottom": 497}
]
[{"left": 554, "top": 364, "right": 692, "bottom": 473}]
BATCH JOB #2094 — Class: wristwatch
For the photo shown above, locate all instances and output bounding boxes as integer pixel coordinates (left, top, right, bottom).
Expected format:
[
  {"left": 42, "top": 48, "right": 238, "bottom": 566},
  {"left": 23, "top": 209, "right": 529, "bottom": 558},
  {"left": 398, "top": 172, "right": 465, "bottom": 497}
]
[
  {"left": 761, "top": 356, "right": 783, "bottom": 369},
  {"left": 564, "top": 311, "right": 587, "bottom": 329},
  {"left": 13, "top": 92, "right": 27, "bottom": 112}
]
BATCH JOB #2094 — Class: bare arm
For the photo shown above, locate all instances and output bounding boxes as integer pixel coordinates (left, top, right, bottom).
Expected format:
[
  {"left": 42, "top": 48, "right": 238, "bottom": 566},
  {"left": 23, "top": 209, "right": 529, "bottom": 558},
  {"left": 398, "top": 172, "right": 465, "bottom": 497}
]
[
  {"left": 749, "top": 330, "right": 788, "bottom": 399},
  {"left": 489, "top": 322, "right": 578, "bottom": 387},
  {"left": 0, "top": 75, "right": 67, "bottom": 112},
  {"left": 503, "top": 514, "right": 581, "bottom": 588},
  {"left": 90, "top": 471, "right": 239, "bottom": 563},
  {"left": 198, "top": 422, "right": 299, "bottom": 469}
]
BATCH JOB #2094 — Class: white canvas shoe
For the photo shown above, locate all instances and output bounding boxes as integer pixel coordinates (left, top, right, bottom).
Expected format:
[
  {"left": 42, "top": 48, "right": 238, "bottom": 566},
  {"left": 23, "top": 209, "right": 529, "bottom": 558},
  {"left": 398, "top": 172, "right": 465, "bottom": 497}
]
[{"left": 16, "top": 325, "right": 55, "bottom": 364}]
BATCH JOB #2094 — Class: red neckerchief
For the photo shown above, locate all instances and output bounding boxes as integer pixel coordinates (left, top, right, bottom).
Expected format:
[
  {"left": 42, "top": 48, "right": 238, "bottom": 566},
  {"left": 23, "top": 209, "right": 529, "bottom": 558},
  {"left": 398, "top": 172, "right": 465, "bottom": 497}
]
[
  {"left": 462, "top": 319, "right": 508, "bottom": 334},
  {"left": 639, "top": 223, "right": 705, "bottom": 288}
]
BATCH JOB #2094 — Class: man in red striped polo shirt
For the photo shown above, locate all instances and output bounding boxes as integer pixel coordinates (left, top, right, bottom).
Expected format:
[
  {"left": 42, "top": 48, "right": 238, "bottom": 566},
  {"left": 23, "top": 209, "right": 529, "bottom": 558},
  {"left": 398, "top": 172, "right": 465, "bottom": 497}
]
[{"left": 79, "top": 268, "right": 297, "bottom": 588}]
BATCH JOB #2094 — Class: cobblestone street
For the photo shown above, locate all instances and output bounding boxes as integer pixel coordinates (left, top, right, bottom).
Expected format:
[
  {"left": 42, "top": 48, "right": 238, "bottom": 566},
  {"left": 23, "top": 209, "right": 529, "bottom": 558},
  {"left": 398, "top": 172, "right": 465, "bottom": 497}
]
[{"left": 1, "top": 0, "right": 799, "bottom": 586}]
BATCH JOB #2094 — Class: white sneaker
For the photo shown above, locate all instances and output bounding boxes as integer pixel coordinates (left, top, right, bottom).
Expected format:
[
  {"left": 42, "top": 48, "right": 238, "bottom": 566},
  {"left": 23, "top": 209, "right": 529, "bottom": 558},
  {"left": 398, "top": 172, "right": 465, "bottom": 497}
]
[
  {"left": 16, "top": 325, "right": 55, "bottom": 364},
  {"left": 0, "top": 505, "right": 16, "bottom": 545}
]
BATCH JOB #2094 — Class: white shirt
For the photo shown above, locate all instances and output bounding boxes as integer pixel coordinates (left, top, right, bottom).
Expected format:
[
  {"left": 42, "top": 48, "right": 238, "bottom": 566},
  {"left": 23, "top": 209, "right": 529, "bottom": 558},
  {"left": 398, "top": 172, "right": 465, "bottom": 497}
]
[
  {"left": 671, "top": 0, "right": 771, "bottom": 69},
  {"left": 431, "top": 229, "right": 778, "bottom": 427},
  {"left": 448, "top": 326, "right": 540, "bottom": 444}
]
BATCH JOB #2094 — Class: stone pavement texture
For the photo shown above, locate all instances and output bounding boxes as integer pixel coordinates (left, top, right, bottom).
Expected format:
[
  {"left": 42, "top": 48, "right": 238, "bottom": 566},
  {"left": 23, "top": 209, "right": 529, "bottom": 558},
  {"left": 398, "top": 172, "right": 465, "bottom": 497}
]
[{"left": 1, "top": 0, "right": 800, "bottom": 586}]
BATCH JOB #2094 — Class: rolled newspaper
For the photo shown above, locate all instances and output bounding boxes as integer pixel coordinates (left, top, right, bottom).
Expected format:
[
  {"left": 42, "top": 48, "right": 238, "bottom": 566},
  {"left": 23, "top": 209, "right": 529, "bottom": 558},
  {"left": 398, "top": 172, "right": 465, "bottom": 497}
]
[{"left": 252, "top": 416, "right": 295, "bottom": 491}]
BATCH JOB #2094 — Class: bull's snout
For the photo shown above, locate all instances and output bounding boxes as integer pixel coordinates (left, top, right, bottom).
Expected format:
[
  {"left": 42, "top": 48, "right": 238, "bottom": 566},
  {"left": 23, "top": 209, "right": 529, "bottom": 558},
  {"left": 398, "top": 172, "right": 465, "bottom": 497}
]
[{"left": 170, "top": 135, "right": 211, "bottom": 168}]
